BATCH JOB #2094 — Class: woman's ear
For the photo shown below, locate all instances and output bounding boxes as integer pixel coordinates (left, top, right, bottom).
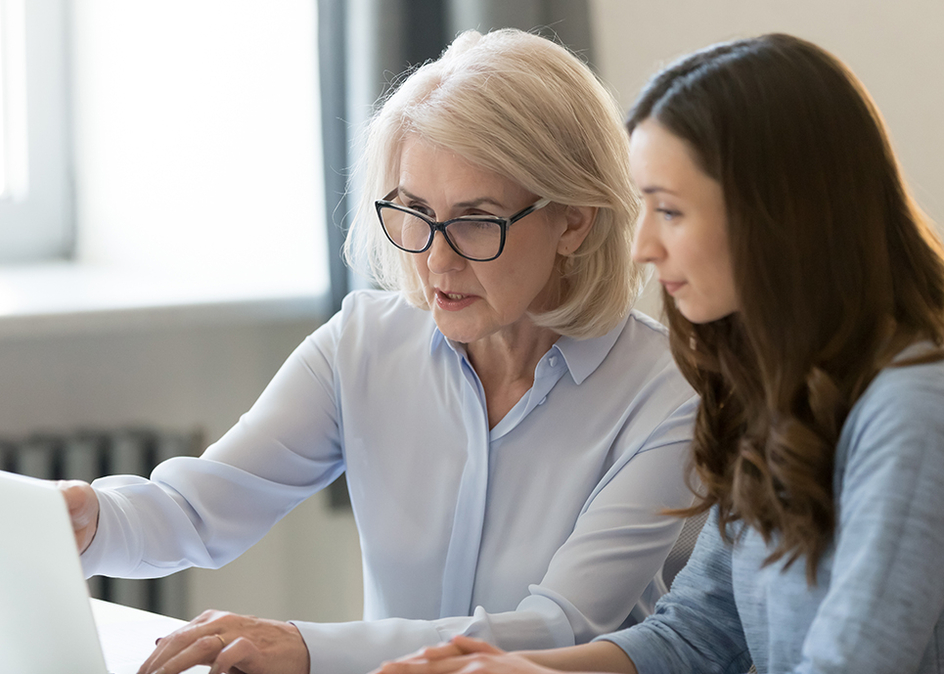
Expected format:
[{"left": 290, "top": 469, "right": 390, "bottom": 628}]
[{"left": 557, "top": 205, "right": 597, "bottom": 255}]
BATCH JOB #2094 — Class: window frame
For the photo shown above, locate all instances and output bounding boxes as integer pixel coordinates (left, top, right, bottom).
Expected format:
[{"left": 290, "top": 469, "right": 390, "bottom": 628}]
[{"left": 0, "top": 0, "right": 73, "bottom": 263}]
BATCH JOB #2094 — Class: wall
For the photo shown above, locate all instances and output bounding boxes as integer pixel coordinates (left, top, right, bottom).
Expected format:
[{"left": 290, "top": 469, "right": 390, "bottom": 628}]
[{"left": 589, "top": 0, "right": 944, "bottom": 319}]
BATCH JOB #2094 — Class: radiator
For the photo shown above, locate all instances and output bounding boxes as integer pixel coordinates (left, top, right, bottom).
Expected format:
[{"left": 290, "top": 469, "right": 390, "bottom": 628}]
[{"left": 0, "top": 428, "right": 203, "bottom": 620}]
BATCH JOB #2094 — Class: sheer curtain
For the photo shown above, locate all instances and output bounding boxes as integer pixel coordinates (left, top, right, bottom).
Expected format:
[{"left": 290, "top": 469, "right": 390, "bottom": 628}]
[{"left": 317, "top": 0, "right": 595, "bottom": 311}]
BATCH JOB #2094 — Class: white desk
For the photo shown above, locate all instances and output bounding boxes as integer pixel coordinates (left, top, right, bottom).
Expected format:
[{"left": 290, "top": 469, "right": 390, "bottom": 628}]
[{"left": 91, "top": 600, "right": 209, "bottom": 674}]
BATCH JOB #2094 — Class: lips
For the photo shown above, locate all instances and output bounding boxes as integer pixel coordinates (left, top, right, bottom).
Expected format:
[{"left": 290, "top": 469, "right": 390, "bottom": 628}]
[
  {"left": 660, "top": 280, "right": 686, "bottom": 296},
  {"left": 434, "top": 289, "right": 477, "bottom": 311}
]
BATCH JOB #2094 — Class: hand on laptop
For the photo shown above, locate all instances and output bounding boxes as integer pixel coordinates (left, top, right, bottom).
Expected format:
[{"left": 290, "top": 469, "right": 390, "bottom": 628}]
[
  {"left": 136, "top": 608, "right": 310, "bottom": 674},
  {"left": 56, "top": 480, "right": 100, "bottom": 553}
]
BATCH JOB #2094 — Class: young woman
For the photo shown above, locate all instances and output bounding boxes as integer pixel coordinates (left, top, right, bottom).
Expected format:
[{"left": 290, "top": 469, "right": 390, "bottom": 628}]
[
  {"left": 57, "top": 29, "right": 697, "bottom": 674},
  {"left": 378, "top": 32, "right": 944, "bottom": 674}
]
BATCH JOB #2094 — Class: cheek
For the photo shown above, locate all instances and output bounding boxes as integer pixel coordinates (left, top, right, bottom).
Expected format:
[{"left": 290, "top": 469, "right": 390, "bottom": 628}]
[
  {"left": 476, "top": 257, "right": 551, "bottom": 315},
  {"left": 412, "top": 247, "right": 432, "bottom": 272},
  {"left": 712, "top": 238, "right": 736, "bottom": 289},
  {"left": 703, "top": 243, "right": 737, "bottom": 309},
  {"left": 495, "top": 229, "right": 559, "bottom": 282},
  {"left": 412, "top": 254, "right": 426, "bottom": 277},
  {"left": 410, "top": 254, "right": 434, "bottom": 293},
  {"left": 516, "top": 246, "right": 559, "bottom": 288}
]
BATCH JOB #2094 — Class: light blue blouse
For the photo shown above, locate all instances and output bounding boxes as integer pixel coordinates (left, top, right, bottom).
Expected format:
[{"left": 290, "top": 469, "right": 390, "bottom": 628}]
[
  {"left": 81, "top": 290, "right": 698, "bottom": 674},
  {"left": 601, "top": 353, "right": 944, "bottom": 674}
]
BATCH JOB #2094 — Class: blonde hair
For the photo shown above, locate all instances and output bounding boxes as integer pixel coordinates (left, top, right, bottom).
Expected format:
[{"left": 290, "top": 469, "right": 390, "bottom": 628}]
[{"left": 343, "top": 28, "right": 641, "bottom": 339}]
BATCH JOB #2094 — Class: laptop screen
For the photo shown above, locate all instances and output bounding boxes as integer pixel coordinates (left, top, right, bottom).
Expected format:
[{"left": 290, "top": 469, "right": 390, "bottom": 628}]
[{"left": 0, "top": 470, "right": 111, "bottom": 673}]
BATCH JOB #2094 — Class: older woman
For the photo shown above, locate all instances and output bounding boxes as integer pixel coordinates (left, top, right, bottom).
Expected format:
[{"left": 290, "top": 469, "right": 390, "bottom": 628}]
[{"left": 61, "top": 29, "right": 696, "bottom": 674}]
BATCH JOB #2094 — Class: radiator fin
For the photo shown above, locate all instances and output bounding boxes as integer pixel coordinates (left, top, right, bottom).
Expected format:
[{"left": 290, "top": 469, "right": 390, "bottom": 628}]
[{"left": 0, "top": 428, "right": 202, "bottom": 620}]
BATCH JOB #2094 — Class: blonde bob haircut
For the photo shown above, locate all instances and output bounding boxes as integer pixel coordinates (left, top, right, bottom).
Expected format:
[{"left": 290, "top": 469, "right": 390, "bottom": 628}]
[{"left": 343, "top": 28, "right": 641, "bottom": 339}]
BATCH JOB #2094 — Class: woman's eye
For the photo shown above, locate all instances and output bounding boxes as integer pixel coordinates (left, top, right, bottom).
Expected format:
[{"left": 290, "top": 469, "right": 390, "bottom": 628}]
[
  {"left": 409, "top": 203, "right": 435, "bottom": 218},
  {"left": 655, "top": 208, "right": 681, "bottom": 221}
]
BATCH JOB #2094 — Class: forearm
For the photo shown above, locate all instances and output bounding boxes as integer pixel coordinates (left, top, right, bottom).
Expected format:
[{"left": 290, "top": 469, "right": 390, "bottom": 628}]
[
  {"left": 81, "top": 474, "right": 216, "bottom": 578},
  {"left": 83, "top": 458, "right": 311, "bottom": 578},
  {"left": 522, "top": 641, "right": 637, "bottom": 674}
]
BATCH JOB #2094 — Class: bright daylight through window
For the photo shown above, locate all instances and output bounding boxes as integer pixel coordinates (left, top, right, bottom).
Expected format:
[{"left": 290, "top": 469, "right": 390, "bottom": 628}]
[{"left": 0, "top": 0, "right": 327, "bottom": 322}]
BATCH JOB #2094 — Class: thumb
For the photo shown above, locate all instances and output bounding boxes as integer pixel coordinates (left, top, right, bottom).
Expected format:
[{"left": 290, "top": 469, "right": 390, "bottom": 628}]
[
  {"left": 450, "top": 636, "right": 505, "bottom": 656},
  {"left": 56, "top": 480, "right": 100, "bottom": 550}
]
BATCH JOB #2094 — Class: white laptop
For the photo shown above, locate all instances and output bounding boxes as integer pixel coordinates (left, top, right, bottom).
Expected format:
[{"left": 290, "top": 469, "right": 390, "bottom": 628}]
[{"left": 0, "top": 469, "right": 207, "bottom": 674}]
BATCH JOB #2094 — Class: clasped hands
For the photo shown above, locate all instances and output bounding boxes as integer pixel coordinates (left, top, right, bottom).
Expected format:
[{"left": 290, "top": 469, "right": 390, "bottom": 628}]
[{"left": 372, "top": 637, "right": 552, "bottom": 674}]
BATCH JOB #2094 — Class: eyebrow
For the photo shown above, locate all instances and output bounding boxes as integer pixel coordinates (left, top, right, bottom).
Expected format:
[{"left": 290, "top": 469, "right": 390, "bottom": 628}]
[
  {"left": 397, "top": 187, "right": 508, "bottom": 210},
  {"left": 640, "top": 185, "right": 680, "bottom": 196}
]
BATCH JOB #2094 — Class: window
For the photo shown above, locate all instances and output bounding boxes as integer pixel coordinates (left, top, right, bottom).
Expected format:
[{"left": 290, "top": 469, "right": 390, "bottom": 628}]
[
  {"left": 0, "top": 0, "right": 73, "bottom": 263},
  {"left": 0, "top": 7, "right": 8, "bottom": 198},
  {"left": 0, "top": 1, "right": 328, "bottom": 323},
  {"left": 70, "top": 1, "right": 328, "bottom": 301}
]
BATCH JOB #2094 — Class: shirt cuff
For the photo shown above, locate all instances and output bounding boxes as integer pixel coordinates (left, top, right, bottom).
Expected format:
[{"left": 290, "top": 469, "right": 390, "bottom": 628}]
[
  {"left": 80, "top": 478, "right": 147, "bottom": 578},
  {"left": 290, "top": 617, "right": 445, "bottom": 674}
]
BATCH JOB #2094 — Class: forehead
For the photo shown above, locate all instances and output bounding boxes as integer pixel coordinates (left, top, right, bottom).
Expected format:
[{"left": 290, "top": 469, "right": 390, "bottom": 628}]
[
  {"left": 396, "top": 136, "right": 529, "bottom": 203},
  {"left": 628, "top": 119, "right": 708, "bottom": 187},
  {"left": 398, "top": 136, "right": 481, "bottom": 178}
]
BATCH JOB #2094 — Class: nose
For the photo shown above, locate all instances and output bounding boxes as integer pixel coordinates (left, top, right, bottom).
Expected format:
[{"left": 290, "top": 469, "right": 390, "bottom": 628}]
[
  {"left": 631, "top": 212, "right": 664, "bottom": 264},
  {"left": 426, "top": 231, "right": 465, "bottom": 274}
]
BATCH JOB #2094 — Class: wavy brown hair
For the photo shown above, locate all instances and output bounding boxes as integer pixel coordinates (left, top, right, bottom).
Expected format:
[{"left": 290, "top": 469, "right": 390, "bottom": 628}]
[{"left": 627, "top": 34, "right": 944, "bottom": 581}]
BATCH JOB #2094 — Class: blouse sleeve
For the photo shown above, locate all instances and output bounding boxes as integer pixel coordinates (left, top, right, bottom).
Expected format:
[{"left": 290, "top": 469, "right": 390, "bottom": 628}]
[
  {"left": 80, "top": 310, "right": 347, "bottom": 578},
  {"left": 791, "top": 363, "right": 944, "bottom": 674}
]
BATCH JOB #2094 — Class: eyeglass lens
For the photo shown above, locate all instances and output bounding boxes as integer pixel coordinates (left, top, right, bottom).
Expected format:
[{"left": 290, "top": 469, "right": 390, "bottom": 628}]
[{"left": 380, "top": 207, "right": 503, "bottom": 260}]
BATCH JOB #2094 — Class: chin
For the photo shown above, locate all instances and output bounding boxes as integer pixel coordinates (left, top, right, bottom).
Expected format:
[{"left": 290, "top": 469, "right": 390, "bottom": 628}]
[
  {"left": 676, "top": 300, "right": 736, "bottom": 325},
  {"left": 682, "top": 309, "right": 738, "bottom": 325},
  {"left": 432, "top": 316, "right": 476, "bottom": 344}
]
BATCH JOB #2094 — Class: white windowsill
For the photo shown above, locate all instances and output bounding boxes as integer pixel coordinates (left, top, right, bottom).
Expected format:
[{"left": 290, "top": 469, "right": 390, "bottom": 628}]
[{"left": 0, "top": 262, "right": 332, "bottom": 337}]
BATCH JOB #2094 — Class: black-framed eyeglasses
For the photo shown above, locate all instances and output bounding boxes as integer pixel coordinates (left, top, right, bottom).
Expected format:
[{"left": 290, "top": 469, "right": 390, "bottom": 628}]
[{"left": 375, "top": 189, "right": 552, "bottom": 262}]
